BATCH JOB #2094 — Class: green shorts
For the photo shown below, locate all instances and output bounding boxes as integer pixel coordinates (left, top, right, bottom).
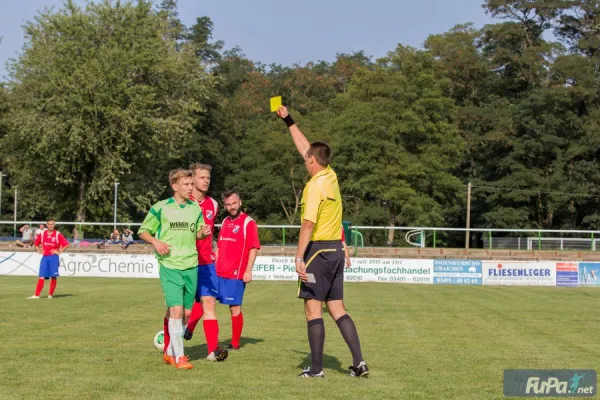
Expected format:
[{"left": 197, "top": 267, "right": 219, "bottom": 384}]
[{"left": 159, "top": 264, "right": 198, "bottom": 310}]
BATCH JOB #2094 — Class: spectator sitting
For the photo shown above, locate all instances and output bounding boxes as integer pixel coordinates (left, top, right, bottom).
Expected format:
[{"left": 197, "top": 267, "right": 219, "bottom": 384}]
[
  {"left": 108, "top": 229, "right": 121, "bottom": 245},
  {"left": 96, "top": 229, "right": 120, "bottom": 249},
  {"left": 121, "top": 229, "right": 134, "bottom": 249},
  {"left": 16, "top": 224, "right": 34, "bottom": 248}
]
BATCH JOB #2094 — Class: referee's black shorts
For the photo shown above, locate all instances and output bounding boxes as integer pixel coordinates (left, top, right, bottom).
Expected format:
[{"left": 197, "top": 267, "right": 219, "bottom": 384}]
[{"left": 297, "top": 240, "right": 345, "bottom": 301}]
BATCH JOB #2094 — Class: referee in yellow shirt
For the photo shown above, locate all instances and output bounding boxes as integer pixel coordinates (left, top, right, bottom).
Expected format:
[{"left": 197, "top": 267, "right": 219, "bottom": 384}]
[{"left": 277, "top": 106, "right": 369, "bottom": 379}]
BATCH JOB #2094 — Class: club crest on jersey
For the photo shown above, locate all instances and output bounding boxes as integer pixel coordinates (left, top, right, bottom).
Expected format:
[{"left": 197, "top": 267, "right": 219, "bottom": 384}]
[
  {"left": 233, "top": 225, "right": 240, "bottom": 234},
  {"left": 207, "top": 210, "right": 213, "bottom": 220}
]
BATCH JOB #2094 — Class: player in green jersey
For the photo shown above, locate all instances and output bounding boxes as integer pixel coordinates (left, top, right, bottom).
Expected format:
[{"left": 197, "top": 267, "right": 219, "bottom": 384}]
[{"left": 138, "top": 168, "right": 211, "bottom": 370}]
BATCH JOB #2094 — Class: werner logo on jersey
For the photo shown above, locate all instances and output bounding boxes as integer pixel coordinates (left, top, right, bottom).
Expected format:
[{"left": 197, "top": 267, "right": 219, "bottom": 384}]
[{"left": 169, "top": 221, "right": 193, "bottom": 232}]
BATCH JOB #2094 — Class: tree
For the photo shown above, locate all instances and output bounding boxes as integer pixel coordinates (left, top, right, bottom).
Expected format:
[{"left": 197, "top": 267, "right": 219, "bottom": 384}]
[
  {"left": 453, "top": 0, "right": 600, "bottom": 231},
  {"left": 425, "top": 24, "right": 492, "bottom": 107},
  {"left": 1, "top": 0, "right": 216, "bottom": 225},
  {"left": 551, "top": 0, "right": 600, "bottom": 229},
  {"left": 209, "top": 52, "right": 369, "bottom": 237},
  {"left": 185, "top": 16, "right": 224, "bottom": 64},
  {"left": 158, "top": 0, "right": 185, "bottom": 42},
  {"left": 555, "top": 0, "right": 600, "bottom": 57},
  {"left": 325, "top": 46, "right": 465, "bottom": 245},
  {"left": 0, "top": 84, "right": 6, "bottom": 141},
  {"left": 0, "top": 84, "right": 8, "bottom": 225}
]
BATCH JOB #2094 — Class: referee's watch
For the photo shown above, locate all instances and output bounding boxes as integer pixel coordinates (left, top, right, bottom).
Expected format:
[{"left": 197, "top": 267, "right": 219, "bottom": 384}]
[{"left": 295, "top": 257, "right": 304, "bottom": 263}]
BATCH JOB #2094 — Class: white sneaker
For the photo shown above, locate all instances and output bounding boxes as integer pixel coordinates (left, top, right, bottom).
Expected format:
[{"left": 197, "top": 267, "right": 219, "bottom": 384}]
[
  {"left": 27, "top": 295, "right": 40, "bottom": 299},
  {"left": 47, "top": 295, "right": 53, "bottom": 299}
]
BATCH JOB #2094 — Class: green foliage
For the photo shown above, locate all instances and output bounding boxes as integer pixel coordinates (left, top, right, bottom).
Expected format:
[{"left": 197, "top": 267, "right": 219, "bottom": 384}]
[
  {"left": 1, "top": 0, "right": 216, "bottom": 222},
  {"left": 324, "top": 46, "right": 465, "bottom": 242},
  {"left": 2, "top": 0, "right": 600, "bottom": 242}
]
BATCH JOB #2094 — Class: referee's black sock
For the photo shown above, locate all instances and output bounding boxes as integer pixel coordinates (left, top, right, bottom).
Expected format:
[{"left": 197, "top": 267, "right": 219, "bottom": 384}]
[
  {"left": 336, "top": 314, "right": 364, "bottom": 366},
  {"left": 307, "top": 318, "right": 325, "bottom": 373}
]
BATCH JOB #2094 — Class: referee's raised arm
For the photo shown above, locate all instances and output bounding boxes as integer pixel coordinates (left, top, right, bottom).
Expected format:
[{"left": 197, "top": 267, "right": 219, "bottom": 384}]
[{"left": 276, "top": 106, "right": 310, "bottom": 159}]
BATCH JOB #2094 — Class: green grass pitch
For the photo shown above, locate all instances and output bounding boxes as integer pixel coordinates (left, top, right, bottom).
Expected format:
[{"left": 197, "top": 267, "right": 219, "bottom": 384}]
[{"left": 0, "top": 277, "right": 598, "bottom": 399}]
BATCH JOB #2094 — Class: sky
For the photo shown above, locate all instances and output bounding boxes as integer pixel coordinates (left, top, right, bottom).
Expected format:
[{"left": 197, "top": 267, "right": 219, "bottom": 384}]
[{"left": 0, "top": 0, "right": 497, "bottom": 80}]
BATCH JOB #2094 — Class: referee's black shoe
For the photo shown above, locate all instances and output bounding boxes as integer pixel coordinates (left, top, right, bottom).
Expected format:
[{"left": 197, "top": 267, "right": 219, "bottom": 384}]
[
  {"left": 298, "top": 367, "right": 324, "bottom": 378},
  {"left": 349, "top": 361, "right": 369, "bottom": 377}
]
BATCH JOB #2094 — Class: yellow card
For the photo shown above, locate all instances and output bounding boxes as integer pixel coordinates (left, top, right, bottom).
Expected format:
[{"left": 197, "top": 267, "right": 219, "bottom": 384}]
[{"left": 270, "top": 96, "right": 282, "bottom": 112}]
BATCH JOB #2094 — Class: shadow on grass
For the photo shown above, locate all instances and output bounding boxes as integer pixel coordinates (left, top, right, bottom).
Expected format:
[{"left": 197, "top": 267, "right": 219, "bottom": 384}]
[
  {"left": 238, "top": 336, "right": 265, "bottom": 349},
  {"left": 292, "top": 350, "right": 348, "bottom": 374},
  {"left": 187, "top": 336, "right": 264, "bottom": 361},
  {"left": 48, "top": 294, "right": 74, "bottom": 298}
]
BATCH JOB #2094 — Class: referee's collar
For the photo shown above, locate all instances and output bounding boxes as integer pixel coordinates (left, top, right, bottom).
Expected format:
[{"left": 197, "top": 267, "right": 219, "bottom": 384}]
[{"left": 311, "top": 165, "right": 332, "bottom": 180}]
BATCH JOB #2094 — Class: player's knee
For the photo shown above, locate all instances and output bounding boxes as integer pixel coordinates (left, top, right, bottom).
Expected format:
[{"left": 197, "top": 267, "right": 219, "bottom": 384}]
[
  {"left": 305, "top": 309, "right": 322, "bottom": 321},
  {"left": 202, "top": 296, "right": 216, "bottom": 307},
  {"left": 326, "top": 300, "right": 347, "bottom": 320},
  {"left": 330, "top": 310, "right": 347, "bottom": 321},
  {"left": 304, "top": 300, "right": 323, "bottom": 320},
  {"left": 202, "top": 297, "right": 216, "bottom": 317},
  {"left": 230, "top": 305, "right": 241, "bottom": 316},
  {"left": 169, "top": 306, "right": 184, "bottom": 319}
]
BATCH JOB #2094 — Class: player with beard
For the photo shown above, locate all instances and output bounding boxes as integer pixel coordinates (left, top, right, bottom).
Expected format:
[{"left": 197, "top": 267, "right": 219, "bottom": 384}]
[{"left": 212, "top": 189, "right": 260, "bottom": 352}]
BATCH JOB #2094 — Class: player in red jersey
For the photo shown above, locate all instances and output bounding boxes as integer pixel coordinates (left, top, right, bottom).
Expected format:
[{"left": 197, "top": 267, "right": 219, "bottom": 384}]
[
  {"left": 28, "top": 218, "right": 70, "bottom": 299},
  {"left": 181, "top": 164, "right": 218, "bottom": 337},
  {"left": 180, "top": 163, "right": 228, "bottom": 361},
  {"left": 212, "top": 189, "right": 260, "bottom": 352}
]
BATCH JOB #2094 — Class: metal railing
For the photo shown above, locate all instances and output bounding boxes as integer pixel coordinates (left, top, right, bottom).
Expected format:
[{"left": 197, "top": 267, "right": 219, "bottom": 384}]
[{"left": 1, "top": 220, "right": 599, "bottom": 250}]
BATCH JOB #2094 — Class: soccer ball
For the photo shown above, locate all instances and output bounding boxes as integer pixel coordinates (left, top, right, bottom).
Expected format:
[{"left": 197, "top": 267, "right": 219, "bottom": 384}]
[{"left": 153, "top": 330, "right": 164, "bottom": 351}]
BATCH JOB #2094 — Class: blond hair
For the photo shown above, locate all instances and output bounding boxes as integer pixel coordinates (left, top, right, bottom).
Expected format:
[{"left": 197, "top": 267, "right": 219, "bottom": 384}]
[
  {"left": 189, "top": 163, "right": 212, "bottom": 176},
  {"left": 168, "top": 168, "right": 192, "bottom": 185}
]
